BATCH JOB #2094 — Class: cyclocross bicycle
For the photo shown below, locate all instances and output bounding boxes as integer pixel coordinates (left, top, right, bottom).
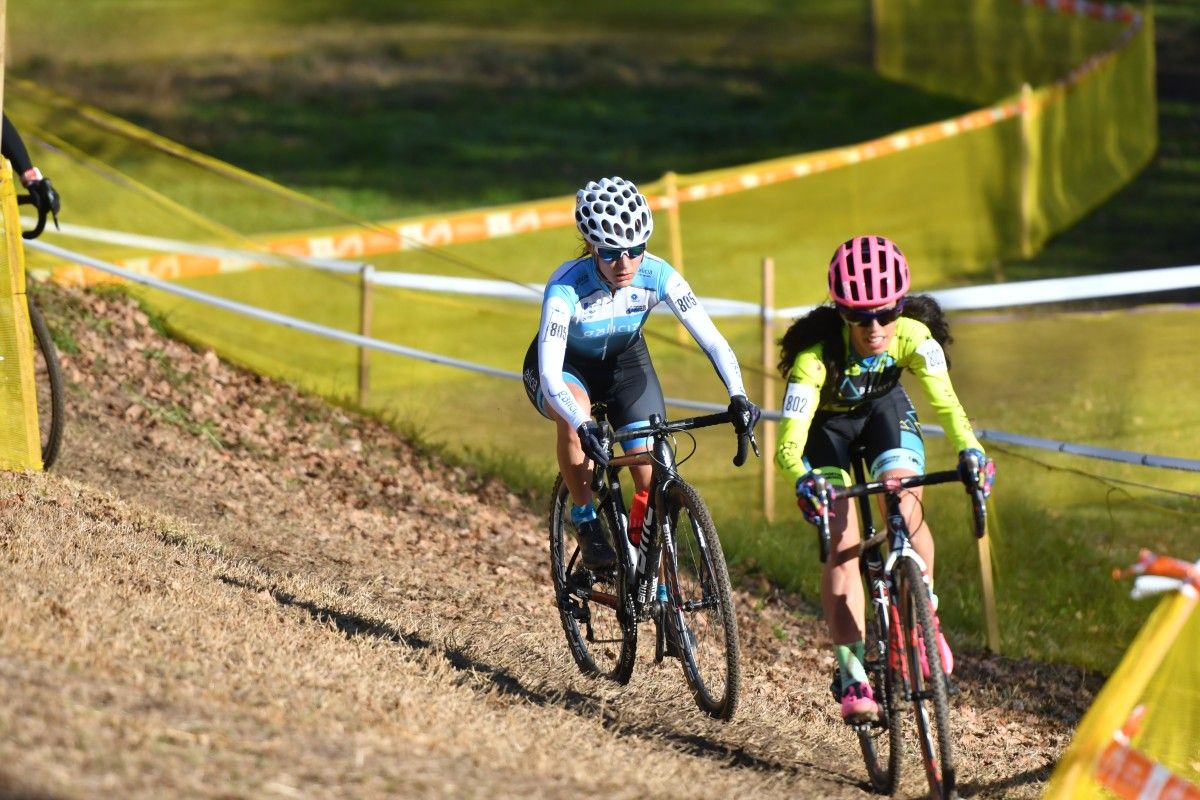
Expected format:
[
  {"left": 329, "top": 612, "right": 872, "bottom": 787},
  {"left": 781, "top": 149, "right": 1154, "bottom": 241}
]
[
  {"left": 19, "top": 189, "right": 65, "bottom": 468},
  {"left": 812, "top": 450, "right": 988, "bottom": 800},
  {"left": 549, "top": 407, "right": 756, "bottom": 719}
]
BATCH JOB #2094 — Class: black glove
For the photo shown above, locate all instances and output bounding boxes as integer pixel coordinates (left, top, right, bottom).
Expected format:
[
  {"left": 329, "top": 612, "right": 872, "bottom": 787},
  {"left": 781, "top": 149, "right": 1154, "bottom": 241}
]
[
  {"left": 727, "top": 394, "right": 760, "bottom": 436},
  {"left": 576, "top": 421, "right": 610, "bottom": 469},
  {"left": 26, "top": 177, "right": 61, "bottom": 218}
]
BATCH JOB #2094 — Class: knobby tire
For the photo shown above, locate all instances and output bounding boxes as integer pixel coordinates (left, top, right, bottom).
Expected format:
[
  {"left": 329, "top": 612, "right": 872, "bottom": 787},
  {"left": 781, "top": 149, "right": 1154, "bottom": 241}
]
[
  {"left": 548, "top": 475, "right": 636, "bottom": 683},
  {"left": 858, "top": 595, "right": 903, "bottom": 794},
  {"left": 897, "top": 557, "right": 956, "bottom": 799},
  {"left": 662, "top": 480, "right": 740, "bottom": 719},
  {"left": 29, "top": 302, "right": 65, "bottom": 470}
]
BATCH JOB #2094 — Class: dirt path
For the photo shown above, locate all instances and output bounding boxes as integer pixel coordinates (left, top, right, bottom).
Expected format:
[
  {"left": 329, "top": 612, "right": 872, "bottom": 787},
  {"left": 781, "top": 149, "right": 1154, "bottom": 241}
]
[{"left": 0, "top": 283, "right": 1097, "bottom": 798}]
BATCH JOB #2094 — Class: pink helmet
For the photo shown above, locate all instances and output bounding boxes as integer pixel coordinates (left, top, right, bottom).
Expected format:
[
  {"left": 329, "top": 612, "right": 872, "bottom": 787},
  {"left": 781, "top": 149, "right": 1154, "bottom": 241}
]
[{"left": 827, "top": 235, "right": 910, "bottom": 308}]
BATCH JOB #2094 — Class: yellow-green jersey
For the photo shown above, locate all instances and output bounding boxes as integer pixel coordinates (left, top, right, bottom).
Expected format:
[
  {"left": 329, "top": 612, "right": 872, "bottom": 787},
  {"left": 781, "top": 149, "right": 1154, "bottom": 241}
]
[{"left": 776, "top": 316, "right": 982, "bottom": 485}]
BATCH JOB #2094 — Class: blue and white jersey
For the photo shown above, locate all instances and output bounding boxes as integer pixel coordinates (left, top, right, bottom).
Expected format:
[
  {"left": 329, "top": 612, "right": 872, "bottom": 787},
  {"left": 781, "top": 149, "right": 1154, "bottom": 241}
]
[{"left": 536, "top": 252, "right": 746, "bottom": 430}]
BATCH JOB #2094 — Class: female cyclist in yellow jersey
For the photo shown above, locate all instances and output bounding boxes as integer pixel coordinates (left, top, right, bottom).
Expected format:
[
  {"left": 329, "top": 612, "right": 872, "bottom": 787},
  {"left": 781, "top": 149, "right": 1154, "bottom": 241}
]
[{"left": 775, "top": 235, "right": 995, "bottom": 724}]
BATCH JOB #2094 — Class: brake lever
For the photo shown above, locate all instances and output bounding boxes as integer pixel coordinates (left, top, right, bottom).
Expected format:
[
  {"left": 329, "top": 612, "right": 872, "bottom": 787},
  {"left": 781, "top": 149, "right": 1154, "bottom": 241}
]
[
  {"left": 815, "top": 475, "right": 831, "bottom": 563},
  {"left": 731, "top": 412, "right": 760, "bottom": 467},
  {"left": 588, "top": 422, "right": 615, "bottom": 492}
]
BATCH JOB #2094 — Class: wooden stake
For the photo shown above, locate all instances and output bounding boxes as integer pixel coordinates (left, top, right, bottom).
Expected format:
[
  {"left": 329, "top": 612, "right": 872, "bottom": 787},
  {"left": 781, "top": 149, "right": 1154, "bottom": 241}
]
[
  {"left": 761, "top": 257, "right": 776, "bottom": 522},
  {"left": 664, "top": 171, "right": 688, "bottom": 345},
  {"left": 358, "top": 263, "right": 374, "bottom": 407},
  {"left": 977, "top": 523, "right": 1002, "bottom": 652}
]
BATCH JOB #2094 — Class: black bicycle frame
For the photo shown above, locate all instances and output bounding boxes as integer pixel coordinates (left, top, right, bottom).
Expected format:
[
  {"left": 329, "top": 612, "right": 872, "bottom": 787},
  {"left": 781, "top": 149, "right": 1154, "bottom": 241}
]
[
  {"left": 598, "top": 411, "right": 733, "bottom": 622},
  {"left": 853, "top": 458, "right": 892, "bottom": 651}
]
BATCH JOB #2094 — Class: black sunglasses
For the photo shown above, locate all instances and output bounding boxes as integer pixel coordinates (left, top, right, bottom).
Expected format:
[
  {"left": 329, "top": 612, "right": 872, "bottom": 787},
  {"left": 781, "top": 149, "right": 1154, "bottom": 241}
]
[
  {"left": 837, "top": 300, "right": 906, "bottom": 327},
  {"left": 596, "top": 244, "right": 647, "bottom": 262}
]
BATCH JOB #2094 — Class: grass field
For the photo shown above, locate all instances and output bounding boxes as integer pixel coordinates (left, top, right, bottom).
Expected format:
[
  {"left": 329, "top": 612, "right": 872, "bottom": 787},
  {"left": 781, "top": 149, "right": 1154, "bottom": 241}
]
[
  {"left": 127, "top": 266, "right": 1199, "bottom": 672},
  {"left": 11, "top": 1, "right": 1200, "bottom": 672}
]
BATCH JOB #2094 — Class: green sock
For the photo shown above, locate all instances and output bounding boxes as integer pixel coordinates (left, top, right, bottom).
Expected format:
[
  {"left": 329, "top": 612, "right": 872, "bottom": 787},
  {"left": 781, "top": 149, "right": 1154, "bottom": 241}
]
[{"left": 835, "top": 641, "right": 868, "bottom": 691}]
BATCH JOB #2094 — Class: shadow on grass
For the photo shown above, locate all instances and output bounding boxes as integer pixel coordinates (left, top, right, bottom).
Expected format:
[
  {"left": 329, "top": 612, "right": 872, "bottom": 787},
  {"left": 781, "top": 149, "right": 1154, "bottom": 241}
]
[
  {"left": 0, "top": 771, "right": 65, "bottom": 800},
  {"left": 959, "top": 764, "right": 1057, "bottom": 799},
  {"left": 216, "top": 571, "right": 867, "bottom": 792}
]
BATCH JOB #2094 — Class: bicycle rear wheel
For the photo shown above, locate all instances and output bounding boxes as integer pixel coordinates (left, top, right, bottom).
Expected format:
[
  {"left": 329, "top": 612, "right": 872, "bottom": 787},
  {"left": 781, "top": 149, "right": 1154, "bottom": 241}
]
[
  {"left": 857, "top": 594, "right": 903, "bottom": 794},
  {"left": 29, "top": 302, "right": 65, "bottom": 470},
  {"left": 896, "top": 557, "right": 955, "bottom": 799},
  {"left": 548, "top": 475, "right": 636, "bottom": 683},
  {"left": 662, "top": 480, "right": 740, "bottom": 719}
]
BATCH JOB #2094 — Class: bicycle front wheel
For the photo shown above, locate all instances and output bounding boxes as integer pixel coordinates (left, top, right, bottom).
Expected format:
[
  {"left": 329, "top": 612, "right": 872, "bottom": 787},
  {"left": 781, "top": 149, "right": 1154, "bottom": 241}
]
[
  {"left": 857, "top": 593, "right": 903, "bottom": 794},
  {"left": 29, "top": 302, "right": 65, "bottom": 470},
  {"left": 548, "top": 475, "right": 636, "bottom": 684},
  {"left": 897, "top": 557, "right": 955, "bottom": 799},
  {"left": 662, "top": 480, "right": 740, "bottom": 719}
]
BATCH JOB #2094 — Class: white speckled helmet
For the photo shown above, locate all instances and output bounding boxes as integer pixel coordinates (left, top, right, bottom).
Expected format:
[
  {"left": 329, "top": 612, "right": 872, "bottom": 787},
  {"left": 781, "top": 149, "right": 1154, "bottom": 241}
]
[{"left": 574, "top": 176, "right": 653, "bottom": 249}]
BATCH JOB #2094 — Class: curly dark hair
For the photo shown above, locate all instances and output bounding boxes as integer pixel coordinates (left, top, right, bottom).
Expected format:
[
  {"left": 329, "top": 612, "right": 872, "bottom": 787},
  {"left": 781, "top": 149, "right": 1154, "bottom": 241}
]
[{"left": 776, "top": 294, "right": 953, "bottom": 396}]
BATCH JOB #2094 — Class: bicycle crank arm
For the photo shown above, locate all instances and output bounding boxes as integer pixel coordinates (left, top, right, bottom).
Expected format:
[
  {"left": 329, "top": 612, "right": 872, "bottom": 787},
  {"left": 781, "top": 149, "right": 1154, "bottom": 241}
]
[{"left": 566, "top": 574, "right": 620, "bottom": 610}]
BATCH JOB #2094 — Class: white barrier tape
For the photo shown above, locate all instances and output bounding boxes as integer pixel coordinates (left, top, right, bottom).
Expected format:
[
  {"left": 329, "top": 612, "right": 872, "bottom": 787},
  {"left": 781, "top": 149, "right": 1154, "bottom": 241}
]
[
  {"left": 27, "top": 240, "right": 517, "bottom": 381},
  {"left": 1130, "top": 575, "right": 1186, "bottom": 600},
  {"left": 968, "top": 427, "right": 1200, "bottom": 472},
  {"left": 28, "top": 239, "right": 1200, "bottom": 474},
  {"left": 369, "top": 269, "right": 763, "bottom": 316},
  {"left": 370, "top": 270, "right": 543, "bottom": 299},
  {"left": 919, "top": 265, "right": 1200, "bottom": 311},
  {"left": 374, "top": 264, "right": 1200, "bottom": 318},
  {"left": 376, "top": 263, "right": 1200, "bottom": 316},
  {"left": 38, "top": 220, "right": 367, "bottom": 275},
  {"left": 748, "top": 417, "right": 1200, "bottom": 474},
  {"left": 43, "top": 221, "right": 1199, "bottom": 316}
]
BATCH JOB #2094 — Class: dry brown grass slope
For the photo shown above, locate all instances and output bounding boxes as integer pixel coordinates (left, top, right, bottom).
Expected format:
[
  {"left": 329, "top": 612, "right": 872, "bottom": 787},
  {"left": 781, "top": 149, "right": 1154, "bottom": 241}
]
[{"left": 0, "top": 282, "right": 1096, "bottom": 799}]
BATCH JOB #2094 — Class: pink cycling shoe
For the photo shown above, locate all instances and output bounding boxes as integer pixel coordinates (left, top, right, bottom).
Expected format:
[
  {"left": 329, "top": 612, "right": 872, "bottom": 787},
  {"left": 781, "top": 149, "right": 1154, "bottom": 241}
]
[
  {"left": 916, "top": 619, "right": 955, "bottom": 678},
  {"left": 840, "top": 681, "right": 879, "bottom": 724}
]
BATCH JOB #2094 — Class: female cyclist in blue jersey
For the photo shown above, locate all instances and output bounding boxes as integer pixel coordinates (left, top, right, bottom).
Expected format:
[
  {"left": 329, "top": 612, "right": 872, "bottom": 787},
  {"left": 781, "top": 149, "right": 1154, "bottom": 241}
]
[
  {"left": 524, "top": 176, "right": 759, "bottom": 570},
  {"left": 775, "top": 235, "right": 995, "bottom": 724}
]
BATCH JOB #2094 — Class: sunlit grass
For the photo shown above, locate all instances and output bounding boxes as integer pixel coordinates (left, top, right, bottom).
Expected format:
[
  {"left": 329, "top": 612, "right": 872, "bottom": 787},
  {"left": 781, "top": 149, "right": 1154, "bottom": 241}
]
[
  {"left": 124, "top": 265, "right": 1200, "bottom": 673},
  {"left": 12, "top": 0, "right": 1200, "bottom": 674}
]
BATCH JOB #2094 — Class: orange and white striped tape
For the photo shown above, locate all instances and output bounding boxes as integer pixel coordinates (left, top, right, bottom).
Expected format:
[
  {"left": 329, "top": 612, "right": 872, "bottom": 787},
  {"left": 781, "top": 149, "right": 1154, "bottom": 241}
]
[{"left": 48, "top": 0, "right": 1142, "bottom": 287}]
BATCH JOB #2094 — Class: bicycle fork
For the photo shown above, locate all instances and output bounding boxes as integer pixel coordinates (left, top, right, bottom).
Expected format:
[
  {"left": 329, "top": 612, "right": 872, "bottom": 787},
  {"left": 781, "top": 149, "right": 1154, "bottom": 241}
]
[{"left": 635, "top": 503, "right": 663, "bottom": 617}]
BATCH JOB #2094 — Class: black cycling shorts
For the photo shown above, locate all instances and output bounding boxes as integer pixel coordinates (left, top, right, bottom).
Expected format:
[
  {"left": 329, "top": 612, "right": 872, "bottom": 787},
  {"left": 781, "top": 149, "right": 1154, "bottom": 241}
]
[
  {"left": 804, "top": 384, "right": 926, "bottom": 485},
  {"left": 523, "top": 335, "right": 665, "bottom": 447}
]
